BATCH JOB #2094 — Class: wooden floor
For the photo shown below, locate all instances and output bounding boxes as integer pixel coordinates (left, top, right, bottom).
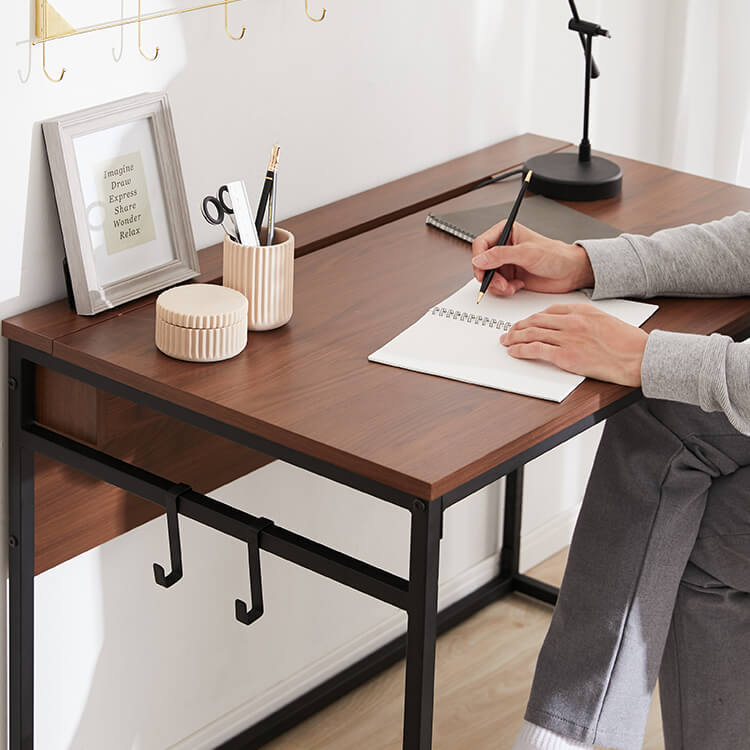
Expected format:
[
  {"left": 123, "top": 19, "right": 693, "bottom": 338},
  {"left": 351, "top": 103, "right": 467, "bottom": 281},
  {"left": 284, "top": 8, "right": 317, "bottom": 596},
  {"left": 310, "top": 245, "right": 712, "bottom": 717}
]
[{"left": 266, "top": 549, "right": 665, "bottom": 750}]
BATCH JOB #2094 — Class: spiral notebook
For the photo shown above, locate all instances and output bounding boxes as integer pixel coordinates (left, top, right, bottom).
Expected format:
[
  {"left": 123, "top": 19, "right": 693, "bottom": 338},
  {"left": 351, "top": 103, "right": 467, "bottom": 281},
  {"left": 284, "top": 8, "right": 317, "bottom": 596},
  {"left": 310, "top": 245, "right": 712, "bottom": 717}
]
[
  {"left": 368, "top": 279, "right": 658, "bottom": 402},
  {"left": 426, "top": 194, "right": 622, "bottom": 245}
]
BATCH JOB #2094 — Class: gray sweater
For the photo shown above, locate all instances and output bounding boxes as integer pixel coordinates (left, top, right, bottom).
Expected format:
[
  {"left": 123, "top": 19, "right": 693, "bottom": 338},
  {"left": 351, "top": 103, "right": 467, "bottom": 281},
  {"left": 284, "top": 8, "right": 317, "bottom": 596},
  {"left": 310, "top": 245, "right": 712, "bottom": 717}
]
[{"left": 579, "top": 211, "right": 750, "bottom": 435}]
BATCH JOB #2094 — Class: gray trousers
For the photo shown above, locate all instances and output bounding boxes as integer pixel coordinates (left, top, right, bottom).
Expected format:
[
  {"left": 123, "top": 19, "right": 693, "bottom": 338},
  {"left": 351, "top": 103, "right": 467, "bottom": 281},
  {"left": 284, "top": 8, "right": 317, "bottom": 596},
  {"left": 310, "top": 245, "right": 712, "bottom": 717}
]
[{"left": 525, "top": 399, "right": 750, "bottom": 750}]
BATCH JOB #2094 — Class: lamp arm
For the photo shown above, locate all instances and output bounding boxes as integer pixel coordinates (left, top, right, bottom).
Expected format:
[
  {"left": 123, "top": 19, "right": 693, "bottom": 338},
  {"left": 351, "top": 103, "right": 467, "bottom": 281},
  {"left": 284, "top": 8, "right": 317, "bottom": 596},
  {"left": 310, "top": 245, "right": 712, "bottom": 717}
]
[{"left": 568, "top": 0, "right": 600, "bottom": 78}]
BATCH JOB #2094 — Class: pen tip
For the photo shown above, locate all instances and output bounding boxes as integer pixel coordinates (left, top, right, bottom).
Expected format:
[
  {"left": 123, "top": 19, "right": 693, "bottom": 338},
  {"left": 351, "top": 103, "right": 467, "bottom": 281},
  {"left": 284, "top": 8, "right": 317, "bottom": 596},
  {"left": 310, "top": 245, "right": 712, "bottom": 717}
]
[
  {"left": 525, "top": 170, "right": 533, "bottom": 182},
  {"left": 476, "top": 292, "right": 484, "bottom": 304}
]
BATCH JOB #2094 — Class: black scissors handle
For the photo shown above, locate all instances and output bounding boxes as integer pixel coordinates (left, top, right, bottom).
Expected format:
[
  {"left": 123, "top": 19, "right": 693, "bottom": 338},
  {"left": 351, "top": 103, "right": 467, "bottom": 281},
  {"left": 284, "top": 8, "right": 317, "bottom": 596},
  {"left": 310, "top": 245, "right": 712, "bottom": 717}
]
[
  {"left": 217, "top": 184, "right": 233, "bottom": 214},
  {"left": 201, "top": 185, "right": 234, "bottom": 225},
  {"left": 201, "top": 195, "right": 224, "bottom": 226}
]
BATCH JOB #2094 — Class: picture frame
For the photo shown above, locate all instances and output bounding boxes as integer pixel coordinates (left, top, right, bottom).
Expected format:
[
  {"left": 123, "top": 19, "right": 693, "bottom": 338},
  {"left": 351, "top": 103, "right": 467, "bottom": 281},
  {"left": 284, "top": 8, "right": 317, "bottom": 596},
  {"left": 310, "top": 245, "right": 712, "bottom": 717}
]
[{"left": 42, "top": 92, "right": 199, "bottom": 316}]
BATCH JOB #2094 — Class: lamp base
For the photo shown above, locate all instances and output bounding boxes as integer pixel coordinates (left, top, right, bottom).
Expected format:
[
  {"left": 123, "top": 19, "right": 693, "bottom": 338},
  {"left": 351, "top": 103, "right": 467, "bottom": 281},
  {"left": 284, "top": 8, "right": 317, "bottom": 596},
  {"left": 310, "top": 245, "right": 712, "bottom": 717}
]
[{"left": 524, "top": 152, "right": 622, "bottom": 201}]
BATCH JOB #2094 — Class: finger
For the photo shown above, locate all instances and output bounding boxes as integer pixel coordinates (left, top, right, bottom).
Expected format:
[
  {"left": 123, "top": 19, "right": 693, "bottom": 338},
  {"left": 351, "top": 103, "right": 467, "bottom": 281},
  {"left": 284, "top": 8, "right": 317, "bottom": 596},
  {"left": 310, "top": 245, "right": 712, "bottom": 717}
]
[
  {"left": 501, "top": 326, "right": 562, "bottom": 347},
  {"left": 506, "top": 342, "right": 560, "bottom": 365},
  {"left": 500, "top": 263, "right": 516, "bottom": 282},
  {"left": 476, "top": 265, "right": 518, "bottom": 290},
  {"left": 539, "top": 304, "right": 573, "bottom": 315},
  {"left": 510, "top": 313, "right": 570, "bottom": 332},
  {"left": 472, "top": 242, "right": 533, "bottom": 271},
  {"left": 473, "top": 220, "right": 509, "bottom": 256},
  {"left": 489, "top": 273, "right": 509, "bottom": 294},
  {"left": 489, "top": 275, "right": 524, "bottom": 296}
]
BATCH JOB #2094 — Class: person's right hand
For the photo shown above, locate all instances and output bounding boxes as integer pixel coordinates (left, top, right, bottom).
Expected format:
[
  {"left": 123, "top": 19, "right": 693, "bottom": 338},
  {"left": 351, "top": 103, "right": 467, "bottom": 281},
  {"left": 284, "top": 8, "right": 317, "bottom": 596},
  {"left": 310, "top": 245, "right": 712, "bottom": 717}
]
[{"left": 471, "top": 221, "right": 595, "bottom": 297}]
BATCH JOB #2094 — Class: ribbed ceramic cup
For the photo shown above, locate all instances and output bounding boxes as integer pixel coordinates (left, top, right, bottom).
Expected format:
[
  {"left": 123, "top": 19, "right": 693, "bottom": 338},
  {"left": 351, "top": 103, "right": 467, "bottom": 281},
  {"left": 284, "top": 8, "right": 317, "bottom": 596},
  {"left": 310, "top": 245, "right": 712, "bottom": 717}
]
[{"left": 222, "top": 228, "right": 294, "bottom": 331}]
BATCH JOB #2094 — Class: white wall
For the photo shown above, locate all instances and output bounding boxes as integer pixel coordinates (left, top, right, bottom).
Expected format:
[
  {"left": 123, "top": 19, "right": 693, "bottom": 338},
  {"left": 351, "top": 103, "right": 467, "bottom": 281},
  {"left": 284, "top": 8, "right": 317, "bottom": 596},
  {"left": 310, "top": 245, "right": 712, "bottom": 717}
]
[{"left": 4, "top": 1, "right": 750, "bottom": 748}]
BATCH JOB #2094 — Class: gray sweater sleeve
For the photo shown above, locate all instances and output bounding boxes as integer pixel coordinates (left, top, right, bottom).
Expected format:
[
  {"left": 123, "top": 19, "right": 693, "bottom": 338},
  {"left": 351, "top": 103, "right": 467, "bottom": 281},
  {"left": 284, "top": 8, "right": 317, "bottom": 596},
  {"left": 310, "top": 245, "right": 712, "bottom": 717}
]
[{"left": 576, "top": 211, "right": 750, "bottom": 434}]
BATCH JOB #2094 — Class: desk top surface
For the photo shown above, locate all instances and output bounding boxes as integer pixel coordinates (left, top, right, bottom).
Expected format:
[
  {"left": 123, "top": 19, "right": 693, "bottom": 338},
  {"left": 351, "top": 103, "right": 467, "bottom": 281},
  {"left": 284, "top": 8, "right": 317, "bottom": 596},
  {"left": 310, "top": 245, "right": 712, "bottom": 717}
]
[{"left": 6, "top": 136, "right": 750, "bottom": 500}]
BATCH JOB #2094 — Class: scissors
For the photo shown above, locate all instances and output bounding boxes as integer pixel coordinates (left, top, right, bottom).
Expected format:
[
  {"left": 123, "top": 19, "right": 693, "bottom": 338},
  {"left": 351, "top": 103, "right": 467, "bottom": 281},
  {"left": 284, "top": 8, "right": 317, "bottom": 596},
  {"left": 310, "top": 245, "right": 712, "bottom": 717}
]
[{"left": 201, "top": 185, "right": 240, "bottom": 242}]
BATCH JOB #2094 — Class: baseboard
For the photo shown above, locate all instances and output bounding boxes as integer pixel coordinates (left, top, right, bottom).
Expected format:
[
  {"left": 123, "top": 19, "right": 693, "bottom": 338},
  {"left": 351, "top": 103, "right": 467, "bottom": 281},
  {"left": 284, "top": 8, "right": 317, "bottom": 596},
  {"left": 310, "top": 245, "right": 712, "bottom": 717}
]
[
  {"left": 172, "top": 515, "right": 572, "bottom": 750},
  {"left": 519, "top": 504, "right": 580, "bottom": 573}
]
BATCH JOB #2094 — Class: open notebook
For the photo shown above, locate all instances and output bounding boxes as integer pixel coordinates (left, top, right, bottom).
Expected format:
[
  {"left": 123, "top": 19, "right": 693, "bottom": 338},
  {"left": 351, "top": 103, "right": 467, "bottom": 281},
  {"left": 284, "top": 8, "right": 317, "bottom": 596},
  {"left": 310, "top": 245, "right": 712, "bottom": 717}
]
[{"left": 368, "top": 280, "right": 658, "bottom": 402}]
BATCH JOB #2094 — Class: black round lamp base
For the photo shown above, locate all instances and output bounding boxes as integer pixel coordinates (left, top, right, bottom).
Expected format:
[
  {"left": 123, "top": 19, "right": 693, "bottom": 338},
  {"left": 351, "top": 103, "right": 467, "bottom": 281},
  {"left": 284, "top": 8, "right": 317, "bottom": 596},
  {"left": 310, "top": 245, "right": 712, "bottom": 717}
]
[{"left": 524, "top": 152, "right": 622, "bottom": 201}]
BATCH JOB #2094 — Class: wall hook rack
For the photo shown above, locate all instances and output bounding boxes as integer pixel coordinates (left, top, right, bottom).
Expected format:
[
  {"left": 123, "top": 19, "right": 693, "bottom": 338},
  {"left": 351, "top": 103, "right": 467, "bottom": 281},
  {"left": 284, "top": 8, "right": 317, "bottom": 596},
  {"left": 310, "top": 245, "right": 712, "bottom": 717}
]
[{"left": 33, "top": 0, "right": 327, "bottom": 82}]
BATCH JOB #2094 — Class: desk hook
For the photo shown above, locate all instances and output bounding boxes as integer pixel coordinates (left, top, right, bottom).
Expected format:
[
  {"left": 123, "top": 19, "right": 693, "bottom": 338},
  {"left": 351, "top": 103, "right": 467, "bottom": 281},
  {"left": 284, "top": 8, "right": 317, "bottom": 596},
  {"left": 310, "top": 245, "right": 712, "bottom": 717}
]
[
  {"left": 153, "top": 484, "right": 190, "bottom": 588},
  {"left": 305, "top": 0, "right": 327, "bottom": 22},
  {"left": 224, "top": 0, "right": 246, "bottom": 40},
  {"left": 235, "top": 518, "right": 274, "bottom": 625},
  {"left": 138, "top": 0, "right": 160, "bottom": 61}
]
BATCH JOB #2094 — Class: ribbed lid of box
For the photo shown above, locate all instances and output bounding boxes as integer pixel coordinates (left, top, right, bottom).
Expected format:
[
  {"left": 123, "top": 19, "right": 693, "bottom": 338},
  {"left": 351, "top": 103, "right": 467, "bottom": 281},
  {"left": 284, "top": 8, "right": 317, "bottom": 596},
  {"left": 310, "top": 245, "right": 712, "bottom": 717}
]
[{"left": 156, "top": 284, "right": 248, "bottom": 329}]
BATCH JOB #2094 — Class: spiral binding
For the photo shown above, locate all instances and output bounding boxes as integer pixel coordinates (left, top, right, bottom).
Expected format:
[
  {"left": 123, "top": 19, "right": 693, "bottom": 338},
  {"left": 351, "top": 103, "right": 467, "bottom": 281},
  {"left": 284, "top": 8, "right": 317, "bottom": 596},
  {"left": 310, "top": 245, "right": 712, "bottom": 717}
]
[
  {"left": 431, "top": 306, "right": 513, "bottom": 332},
  {"left": 425, "top": 215, "right": 475, "bottom": 244}
]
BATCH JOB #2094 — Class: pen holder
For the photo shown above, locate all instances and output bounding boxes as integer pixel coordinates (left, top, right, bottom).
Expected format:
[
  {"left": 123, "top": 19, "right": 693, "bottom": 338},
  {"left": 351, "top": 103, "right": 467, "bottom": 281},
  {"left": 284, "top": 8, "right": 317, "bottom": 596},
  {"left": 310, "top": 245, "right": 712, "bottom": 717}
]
[{"left": 223, "top": 228, "right": 295, "bottom": 331}]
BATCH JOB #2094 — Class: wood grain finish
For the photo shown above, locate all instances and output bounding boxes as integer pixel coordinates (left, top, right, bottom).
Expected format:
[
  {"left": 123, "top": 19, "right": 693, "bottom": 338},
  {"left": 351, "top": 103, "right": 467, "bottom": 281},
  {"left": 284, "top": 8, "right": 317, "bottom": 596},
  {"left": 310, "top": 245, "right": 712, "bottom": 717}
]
[
  {"left": 557, "top": 145, "right": 750, "bottom": 234},
  {"left": 45, "top": 155, "right": 750, "bottom": 501},
  {"left": 2, "top": 134, "right": 567, "bottom": 354}
]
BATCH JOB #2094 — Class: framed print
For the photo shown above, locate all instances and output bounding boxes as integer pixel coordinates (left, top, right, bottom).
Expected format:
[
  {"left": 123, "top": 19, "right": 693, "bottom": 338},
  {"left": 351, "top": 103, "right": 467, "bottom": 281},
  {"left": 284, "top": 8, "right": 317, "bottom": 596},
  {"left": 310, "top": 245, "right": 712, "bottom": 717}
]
[{"left": 43, "top": 92, "right": 199, "bottom": 316}]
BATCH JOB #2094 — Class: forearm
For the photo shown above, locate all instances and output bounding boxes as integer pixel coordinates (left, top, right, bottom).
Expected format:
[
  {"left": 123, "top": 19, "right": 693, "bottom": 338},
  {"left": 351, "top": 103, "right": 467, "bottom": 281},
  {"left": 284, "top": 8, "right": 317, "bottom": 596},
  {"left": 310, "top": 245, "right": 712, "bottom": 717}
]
[
  {"left": 577, "top": 211, "right": 750, "bottom": 300},
  {"left": 641, "top": 331, "right": 750, "bottom": 435}
]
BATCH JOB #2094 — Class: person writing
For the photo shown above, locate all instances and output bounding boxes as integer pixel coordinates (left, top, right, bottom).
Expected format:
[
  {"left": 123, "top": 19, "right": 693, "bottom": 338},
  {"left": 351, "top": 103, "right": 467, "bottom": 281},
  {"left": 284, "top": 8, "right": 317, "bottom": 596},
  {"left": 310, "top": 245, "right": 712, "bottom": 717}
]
[{"left": 470, "top": 213, "right": 750, "bottom": 750}]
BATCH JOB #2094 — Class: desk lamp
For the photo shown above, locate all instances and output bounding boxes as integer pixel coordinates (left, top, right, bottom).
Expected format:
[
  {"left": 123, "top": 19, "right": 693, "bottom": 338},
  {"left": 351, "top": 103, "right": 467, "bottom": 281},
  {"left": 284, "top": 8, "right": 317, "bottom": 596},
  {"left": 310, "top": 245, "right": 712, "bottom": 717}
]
[{"left": 524, "top": 0, "right": 622, "bottom": 201}]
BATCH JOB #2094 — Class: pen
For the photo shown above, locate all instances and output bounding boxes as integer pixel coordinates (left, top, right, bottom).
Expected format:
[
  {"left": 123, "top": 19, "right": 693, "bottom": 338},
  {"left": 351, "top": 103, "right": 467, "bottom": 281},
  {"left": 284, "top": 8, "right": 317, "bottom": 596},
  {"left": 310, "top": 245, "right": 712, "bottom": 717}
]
[
  {"left": 255, "top": 144, "right": 280, "bottom": 237},
  {"left": 267, "top": 168, "right": 278, "bottom": 245},
  {"left": 476, "top": 169, "right": 533, "bottom": 305}
]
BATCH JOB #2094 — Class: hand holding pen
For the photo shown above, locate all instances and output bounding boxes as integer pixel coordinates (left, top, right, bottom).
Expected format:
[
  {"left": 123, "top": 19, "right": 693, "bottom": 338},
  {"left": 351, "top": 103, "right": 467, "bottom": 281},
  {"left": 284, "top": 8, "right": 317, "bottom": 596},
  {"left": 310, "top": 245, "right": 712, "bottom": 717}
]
[
  {"left": 475, "top": 170, "right": 532, "bottom": 304},
  {"left": 471, "top": 182, "right": 596, "bottom": 297}
]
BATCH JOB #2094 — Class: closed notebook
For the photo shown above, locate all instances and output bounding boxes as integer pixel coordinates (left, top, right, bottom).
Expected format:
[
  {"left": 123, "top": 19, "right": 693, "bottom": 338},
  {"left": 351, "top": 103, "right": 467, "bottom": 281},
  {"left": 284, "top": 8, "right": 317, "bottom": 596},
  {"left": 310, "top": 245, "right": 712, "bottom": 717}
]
[
  {"left": 426, "top": 194, "right": 621, "bottom": 244},
  {"left": 368, "top": 279, "right": 658, "bottom": 402}
]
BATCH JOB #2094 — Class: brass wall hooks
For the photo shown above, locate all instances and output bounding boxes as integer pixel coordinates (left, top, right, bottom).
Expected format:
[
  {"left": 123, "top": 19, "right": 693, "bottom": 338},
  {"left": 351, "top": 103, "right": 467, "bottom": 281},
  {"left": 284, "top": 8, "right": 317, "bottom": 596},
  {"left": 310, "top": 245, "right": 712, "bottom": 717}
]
[{"left": 32, "top": 0, "right": 328, "bottom": 82}]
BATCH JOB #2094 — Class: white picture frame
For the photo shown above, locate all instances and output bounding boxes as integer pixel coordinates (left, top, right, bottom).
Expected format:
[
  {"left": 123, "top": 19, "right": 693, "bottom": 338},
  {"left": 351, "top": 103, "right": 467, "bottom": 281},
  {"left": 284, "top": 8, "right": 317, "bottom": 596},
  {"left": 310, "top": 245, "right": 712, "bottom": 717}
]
[{"left": 43, "top": 92, "right": 199, "bottom": 316}]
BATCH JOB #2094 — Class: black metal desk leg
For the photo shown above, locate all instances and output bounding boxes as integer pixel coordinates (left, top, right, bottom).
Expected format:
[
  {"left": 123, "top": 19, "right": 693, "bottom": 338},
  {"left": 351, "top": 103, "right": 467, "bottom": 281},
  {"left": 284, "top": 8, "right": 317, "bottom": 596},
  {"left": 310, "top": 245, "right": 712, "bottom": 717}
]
[
  {"left": 500, "top": 467, "right": 524, "bottom": 578},
  {"left": 8, "top": 343, "right": 35, "bottom": 750},
  {"left": 403, "top": 499, "right": 442, "bottom": 750}
]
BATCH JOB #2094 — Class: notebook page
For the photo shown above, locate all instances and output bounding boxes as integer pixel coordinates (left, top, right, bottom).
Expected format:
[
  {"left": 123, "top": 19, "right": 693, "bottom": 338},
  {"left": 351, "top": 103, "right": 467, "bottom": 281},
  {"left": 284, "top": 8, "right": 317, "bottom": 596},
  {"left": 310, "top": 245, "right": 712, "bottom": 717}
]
[{"left": 368, "top": 279, "right": 658, "bottom": 402}]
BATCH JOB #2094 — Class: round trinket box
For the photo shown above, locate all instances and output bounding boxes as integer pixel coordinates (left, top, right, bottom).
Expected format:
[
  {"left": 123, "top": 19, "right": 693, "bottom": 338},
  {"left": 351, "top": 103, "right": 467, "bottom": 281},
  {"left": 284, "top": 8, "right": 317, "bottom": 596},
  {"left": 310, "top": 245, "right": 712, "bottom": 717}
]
[{"left": 155, "top": 284, "right": 248, "bottom": 362}]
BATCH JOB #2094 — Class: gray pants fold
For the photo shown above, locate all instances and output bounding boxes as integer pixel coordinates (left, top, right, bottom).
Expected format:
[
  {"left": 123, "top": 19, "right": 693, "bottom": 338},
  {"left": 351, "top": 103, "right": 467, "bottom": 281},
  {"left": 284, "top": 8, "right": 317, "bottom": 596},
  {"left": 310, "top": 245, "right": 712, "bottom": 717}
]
[{"left": 524, "top": 399, "right": 750, "bottom": 750}]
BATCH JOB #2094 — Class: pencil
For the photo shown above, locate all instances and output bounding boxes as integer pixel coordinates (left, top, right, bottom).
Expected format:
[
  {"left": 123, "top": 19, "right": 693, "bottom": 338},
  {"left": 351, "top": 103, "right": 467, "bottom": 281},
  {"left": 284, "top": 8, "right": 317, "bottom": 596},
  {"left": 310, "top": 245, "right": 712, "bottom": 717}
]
[{"left": 476, "top": 170, "right": 533, "bottom": 304}]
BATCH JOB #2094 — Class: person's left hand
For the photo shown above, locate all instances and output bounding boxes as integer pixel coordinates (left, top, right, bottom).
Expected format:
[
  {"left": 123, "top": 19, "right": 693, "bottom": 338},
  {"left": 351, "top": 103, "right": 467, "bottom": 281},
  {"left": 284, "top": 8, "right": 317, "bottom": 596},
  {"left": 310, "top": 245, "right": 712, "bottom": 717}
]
[{"left": 500, "top": 303, "right": 648, "bottom": 387}]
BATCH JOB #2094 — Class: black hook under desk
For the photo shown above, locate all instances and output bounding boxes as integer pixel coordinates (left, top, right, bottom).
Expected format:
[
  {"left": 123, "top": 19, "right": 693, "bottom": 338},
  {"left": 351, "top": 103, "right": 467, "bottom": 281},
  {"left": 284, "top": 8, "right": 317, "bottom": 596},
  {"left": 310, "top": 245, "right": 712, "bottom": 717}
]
[
  {"left": 152, "top": 480, "right": 274, "bottom": 626},
  {"left": 153, "top": 483, "right": 191, "bottom": 588},
  {"left": 235, "top": 518, "right": 275, "bottom": 625}
]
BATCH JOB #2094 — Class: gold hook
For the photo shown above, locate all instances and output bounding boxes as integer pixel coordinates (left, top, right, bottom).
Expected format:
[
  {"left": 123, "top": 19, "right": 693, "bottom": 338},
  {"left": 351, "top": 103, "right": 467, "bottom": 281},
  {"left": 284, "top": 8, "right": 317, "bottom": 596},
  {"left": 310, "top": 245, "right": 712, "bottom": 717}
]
[
  {"left": 305, "top": 0, "right": 327, "bottom": 22},
  {"left": 41, "top": 0, "right": 65, "bottom": 82},
  {"left": 224, "top": 0, "right": 246, "bottom": 40},
  {"left": 138, "top": 0, "right": 159, "bottom": 61},
  {"left": 42, "top": 40, "right": 66, "bottom": 82}
]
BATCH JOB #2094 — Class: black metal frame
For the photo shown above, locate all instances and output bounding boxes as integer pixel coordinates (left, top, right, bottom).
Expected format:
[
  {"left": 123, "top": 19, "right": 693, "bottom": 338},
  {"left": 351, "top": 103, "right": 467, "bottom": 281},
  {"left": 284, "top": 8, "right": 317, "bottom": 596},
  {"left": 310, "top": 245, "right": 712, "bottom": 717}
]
[{"left": 7, "top": 340, "right": 641, "bottom": 749}]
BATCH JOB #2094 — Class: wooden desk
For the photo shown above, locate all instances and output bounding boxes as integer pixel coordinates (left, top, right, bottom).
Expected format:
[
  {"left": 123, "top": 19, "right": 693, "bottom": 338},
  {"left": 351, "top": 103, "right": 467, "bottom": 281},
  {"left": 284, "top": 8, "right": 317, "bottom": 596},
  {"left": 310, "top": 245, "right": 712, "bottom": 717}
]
[{"left": 5, "top": 134, "right": 750, "bottom": 750}]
